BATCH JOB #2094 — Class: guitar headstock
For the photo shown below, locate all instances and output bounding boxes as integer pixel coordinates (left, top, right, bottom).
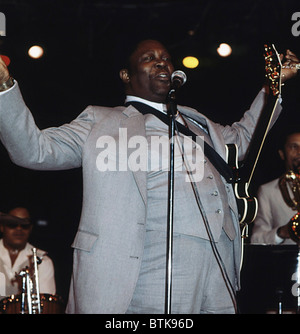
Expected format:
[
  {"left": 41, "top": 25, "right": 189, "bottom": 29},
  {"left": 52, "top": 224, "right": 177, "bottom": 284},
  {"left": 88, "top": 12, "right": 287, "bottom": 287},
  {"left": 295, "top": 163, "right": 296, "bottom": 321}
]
[{"left": 264, "top": 44, "right": 282, "bottom": 96}]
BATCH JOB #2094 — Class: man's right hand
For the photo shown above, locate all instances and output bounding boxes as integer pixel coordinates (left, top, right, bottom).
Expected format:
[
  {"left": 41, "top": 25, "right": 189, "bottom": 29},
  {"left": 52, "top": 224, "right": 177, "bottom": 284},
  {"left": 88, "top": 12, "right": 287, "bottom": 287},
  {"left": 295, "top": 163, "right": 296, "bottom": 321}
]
[
  {"left": 278, "top": 212, "right": 300, "bottom": 242},
  {"left": 0, "top": 55, "right": 10, "bottom": 84},
  {"left": 277, "top": 224, "right": 291, "bottom": 239}
]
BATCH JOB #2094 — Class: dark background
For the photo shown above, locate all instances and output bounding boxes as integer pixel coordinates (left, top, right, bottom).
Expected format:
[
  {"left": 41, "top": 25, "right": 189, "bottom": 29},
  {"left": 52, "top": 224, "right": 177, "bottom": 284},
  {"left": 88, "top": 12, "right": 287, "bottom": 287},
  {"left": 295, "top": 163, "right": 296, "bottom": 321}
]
[{"left": 0, "top": 0, "right": 300, "bottom": 311}]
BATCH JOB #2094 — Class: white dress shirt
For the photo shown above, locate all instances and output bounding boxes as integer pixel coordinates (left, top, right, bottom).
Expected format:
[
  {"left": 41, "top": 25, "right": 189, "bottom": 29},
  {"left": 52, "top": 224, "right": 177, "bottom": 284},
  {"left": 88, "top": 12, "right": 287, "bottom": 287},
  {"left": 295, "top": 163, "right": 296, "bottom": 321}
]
[{"left": 0, "top": 239, "right": 56, "bottom": 298}]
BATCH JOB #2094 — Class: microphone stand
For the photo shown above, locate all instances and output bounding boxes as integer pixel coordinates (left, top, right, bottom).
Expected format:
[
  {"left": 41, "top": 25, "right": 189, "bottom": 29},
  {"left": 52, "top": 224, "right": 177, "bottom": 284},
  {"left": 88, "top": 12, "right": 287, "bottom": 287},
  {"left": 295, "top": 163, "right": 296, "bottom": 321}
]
[{"left": 165, "top": 86, "right": 177, "bottom": 314}]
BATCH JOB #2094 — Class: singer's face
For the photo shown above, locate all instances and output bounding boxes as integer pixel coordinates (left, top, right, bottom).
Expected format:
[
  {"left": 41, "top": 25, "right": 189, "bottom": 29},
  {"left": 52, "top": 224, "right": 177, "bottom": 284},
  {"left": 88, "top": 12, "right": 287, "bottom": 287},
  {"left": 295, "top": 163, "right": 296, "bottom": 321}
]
[{"left": 125, "top": 40, "right": 174, "bottom": 103}]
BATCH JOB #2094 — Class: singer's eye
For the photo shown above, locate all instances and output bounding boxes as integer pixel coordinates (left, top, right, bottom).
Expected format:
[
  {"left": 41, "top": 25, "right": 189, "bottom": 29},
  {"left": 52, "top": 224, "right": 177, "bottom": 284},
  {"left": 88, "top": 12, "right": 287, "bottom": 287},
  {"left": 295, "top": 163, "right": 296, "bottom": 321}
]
[
  {"left": 162, "top": 52, "right": 171, "bottom": 60},
  {"left": 141, "top": 54, "right": 154, "bottom": 62}
]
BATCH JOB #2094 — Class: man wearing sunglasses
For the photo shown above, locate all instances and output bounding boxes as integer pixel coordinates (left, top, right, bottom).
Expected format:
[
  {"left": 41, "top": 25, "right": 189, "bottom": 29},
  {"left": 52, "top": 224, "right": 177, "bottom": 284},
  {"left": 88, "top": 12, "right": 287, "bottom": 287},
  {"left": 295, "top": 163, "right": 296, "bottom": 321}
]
[{"left": 0, "top": 207, "right": 56, "bottom": 299}]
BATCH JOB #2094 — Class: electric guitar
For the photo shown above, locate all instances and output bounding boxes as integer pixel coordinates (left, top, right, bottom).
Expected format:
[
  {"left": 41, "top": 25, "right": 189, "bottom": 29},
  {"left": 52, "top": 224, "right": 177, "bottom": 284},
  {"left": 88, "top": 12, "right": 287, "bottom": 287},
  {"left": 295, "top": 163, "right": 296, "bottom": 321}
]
[{"left": 226, "top": 44, "right": 282, "bottom": 225}]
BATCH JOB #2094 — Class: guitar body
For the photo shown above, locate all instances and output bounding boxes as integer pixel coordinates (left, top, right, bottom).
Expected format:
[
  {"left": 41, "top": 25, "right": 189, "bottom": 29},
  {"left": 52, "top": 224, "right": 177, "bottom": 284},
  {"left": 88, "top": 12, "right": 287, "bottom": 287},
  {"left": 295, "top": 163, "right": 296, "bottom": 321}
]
[{"left": 225, "top": 144, "right": 258, "bottom": 224}]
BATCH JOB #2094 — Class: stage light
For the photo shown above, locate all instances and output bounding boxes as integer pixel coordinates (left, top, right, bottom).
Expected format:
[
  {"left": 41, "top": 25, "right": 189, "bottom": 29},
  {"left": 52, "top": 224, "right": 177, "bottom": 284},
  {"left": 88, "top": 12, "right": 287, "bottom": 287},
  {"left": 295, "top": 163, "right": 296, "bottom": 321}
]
[
  {"left": 28, "top": 45, "right": 44, "bottom": 59},
  {"left": 217, "top": 43, "right": 232, "bottom": 57},
  {"left": 182, "top": 56, "right": 199, "bottom": 69}
]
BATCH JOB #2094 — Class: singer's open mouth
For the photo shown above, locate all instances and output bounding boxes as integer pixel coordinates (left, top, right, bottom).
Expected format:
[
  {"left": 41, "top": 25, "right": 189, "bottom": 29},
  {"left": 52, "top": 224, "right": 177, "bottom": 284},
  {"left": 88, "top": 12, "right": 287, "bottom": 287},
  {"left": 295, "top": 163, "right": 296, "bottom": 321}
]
[
  {"left": 154, "top": 72, "right": 171, "bottom": 82},
  {"left": 156, "top": 72, "right": 170, "bottom": 80}
]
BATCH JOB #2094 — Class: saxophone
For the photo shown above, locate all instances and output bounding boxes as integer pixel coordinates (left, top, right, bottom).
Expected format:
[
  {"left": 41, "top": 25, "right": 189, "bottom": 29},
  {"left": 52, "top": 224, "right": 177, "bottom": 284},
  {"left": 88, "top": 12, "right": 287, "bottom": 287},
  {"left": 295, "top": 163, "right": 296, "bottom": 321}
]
[{"left": 279, "top": 170, "right": 300, "bottom": 243}]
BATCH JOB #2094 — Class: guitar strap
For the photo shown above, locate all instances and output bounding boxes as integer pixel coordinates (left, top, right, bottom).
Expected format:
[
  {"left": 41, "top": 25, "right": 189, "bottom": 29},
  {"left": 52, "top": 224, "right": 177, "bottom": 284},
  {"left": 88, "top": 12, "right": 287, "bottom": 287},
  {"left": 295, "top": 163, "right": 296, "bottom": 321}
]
[{"left": 125, "top": 101, "right": 234, "bottom": 183}]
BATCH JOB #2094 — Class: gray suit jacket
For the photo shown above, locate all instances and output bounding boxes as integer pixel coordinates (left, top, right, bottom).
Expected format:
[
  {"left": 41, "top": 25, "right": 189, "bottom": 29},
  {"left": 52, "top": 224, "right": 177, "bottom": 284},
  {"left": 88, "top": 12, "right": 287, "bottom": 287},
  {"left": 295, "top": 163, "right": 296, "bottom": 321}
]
[{"left": 0, "top": 83, "right": 282, "bottom": 313}]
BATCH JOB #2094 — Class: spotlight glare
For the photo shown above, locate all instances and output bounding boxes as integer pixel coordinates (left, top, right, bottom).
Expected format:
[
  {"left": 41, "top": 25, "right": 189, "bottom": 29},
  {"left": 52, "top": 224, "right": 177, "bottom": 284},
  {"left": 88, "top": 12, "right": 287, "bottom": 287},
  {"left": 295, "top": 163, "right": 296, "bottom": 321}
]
[
  {"left": 217, "top": 43, "right": 232, "bottom": 57},
  {"left": 182, "top": 56, "right": 199, "bottom": 69},
  {"left": 28, "top": 45, "right": 44, "bottom": 59}
]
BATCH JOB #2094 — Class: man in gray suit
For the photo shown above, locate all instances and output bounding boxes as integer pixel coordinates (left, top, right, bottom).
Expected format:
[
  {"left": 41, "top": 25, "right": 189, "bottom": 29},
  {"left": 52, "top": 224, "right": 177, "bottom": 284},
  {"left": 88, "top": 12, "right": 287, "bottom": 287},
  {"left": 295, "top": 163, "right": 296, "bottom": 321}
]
[{"left": 0, "top": 39, "right": 298, "bottom": 314}]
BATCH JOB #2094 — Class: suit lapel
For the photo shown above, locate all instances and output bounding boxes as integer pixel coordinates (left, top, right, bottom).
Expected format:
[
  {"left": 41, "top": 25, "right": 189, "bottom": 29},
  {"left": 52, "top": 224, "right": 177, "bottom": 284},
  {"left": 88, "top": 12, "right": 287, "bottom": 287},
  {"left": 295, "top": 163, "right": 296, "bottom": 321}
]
[
  {"left": 178, "top": 105, "right": 227, "bottom": 160},
  {"left": 121, "top": 106, "right": 147, "bottom": 205}
]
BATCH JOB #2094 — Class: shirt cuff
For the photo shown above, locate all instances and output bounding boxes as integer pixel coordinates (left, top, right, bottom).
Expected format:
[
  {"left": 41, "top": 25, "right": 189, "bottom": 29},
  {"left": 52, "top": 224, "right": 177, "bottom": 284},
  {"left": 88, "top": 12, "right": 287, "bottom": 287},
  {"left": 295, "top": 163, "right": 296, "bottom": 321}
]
[
  {"left": 0, "top": 79, "right": 16, "bottom": 95},
  {"left": 274, "top": 232, "right": 284, "bottom": 245}
]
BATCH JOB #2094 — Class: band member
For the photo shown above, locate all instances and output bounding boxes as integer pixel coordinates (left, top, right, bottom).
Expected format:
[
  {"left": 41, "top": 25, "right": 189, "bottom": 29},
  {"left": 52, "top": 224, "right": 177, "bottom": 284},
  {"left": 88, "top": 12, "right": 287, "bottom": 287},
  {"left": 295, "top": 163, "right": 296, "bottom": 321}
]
[
  {"left": 251, "top": 127, "right": 300, "bottom": 244},
  {"left": 0, "top": 39, "right": 298, "bottom": 313},
  {"left": 0, "top": 207, "right": 56, "bottom": 298}
]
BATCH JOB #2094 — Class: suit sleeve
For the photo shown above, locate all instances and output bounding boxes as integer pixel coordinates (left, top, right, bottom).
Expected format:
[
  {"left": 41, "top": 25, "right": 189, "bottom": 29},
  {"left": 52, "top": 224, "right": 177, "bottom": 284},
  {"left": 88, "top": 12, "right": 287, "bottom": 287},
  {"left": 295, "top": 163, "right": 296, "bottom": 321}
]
[
  {"left": 0, "top": 82, "right": 94, "bottom": 170},
  {"left": 221, "top": 88, "right": 282, "bottom": 160}
]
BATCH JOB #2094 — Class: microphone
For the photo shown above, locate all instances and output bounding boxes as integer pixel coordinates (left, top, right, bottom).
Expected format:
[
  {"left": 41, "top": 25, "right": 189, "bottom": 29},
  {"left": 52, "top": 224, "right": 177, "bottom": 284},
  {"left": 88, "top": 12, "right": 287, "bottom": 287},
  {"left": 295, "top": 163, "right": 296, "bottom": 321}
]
[{"left": 171, "top": 70, "right": 187, "bottom": 89}]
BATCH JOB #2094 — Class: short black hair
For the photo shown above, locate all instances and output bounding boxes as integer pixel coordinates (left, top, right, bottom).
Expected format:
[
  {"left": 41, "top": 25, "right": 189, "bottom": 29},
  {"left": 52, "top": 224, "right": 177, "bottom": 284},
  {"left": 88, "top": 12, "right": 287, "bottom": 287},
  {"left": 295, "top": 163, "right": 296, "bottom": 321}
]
[
  {"left": 278, "top": 125, "right": 300, "bottom": 150},
  {"left": 113, "top": 30, "right": 169, "bottom": 72}
]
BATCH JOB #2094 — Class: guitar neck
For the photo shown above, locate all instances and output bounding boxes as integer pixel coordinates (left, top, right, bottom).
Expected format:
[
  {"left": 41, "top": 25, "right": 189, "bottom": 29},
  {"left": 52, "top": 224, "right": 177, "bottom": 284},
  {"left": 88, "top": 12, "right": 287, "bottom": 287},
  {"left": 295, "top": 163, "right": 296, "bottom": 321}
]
[
  {"left": 238, "top": 44, "right": 282, "bottom": 185},
  {"left": 239, "top": 92, "right": 280, "bottom": 184}
]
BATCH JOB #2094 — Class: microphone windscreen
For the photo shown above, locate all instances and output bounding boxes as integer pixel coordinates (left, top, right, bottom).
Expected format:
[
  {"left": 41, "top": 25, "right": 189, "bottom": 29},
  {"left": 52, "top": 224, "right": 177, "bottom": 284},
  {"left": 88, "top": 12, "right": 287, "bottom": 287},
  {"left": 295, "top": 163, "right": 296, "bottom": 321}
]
[{"left": 171, "top": 70, "right": 187, "bottom": 86}]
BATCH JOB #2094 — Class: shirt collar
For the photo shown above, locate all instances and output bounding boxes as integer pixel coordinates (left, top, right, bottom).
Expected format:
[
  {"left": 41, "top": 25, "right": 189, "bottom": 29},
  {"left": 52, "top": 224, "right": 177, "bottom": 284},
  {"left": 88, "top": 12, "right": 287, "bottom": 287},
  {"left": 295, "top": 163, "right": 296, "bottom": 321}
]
[{"left": 125, "top": 95, "right": 167, "bottom": 114}]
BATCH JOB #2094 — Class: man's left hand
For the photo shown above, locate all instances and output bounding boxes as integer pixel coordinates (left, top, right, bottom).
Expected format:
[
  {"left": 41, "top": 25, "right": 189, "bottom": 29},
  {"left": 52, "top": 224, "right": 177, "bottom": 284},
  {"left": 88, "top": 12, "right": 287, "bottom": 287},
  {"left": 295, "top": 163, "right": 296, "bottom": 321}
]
[{"left": 281, "top": 49, "right": 300, "bottom": 83}]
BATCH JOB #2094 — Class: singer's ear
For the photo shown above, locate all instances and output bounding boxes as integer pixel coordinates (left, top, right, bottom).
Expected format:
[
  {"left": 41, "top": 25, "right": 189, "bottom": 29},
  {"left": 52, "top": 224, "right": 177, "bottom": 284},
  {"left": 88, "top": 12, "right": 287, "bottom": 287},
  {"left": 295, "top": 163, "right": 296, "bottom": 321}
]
[{"left": 119, "top": 69, "right": 130, "bottom": 84}]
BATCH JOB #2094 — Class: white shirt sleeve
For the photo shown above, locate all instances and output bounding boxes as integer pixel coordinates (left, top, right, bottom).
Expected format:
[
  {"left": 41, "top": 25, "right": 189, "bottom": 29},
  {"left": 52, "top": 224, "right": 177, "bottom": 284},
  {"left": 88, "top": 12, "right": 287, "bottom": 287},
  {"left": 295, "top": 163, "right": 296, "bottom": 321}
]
[
  {"left": 0, "top": 272, "right": 6, "bottom": 297},
  {"left": 274, "top": 233, "right": 285, "bottom": 245}
]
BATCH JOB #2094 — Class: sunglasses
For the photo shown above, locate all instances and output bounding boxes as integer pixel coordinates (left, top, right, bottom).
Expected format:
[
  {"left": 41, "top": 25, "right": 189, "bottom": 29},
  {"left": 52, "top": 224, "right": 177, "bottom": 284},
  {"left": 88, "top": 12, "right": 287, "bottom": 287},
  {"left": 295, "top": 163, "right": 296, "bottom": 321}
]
[{"left": 5, "top": 223, "right": 32, "bottom": 230}]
